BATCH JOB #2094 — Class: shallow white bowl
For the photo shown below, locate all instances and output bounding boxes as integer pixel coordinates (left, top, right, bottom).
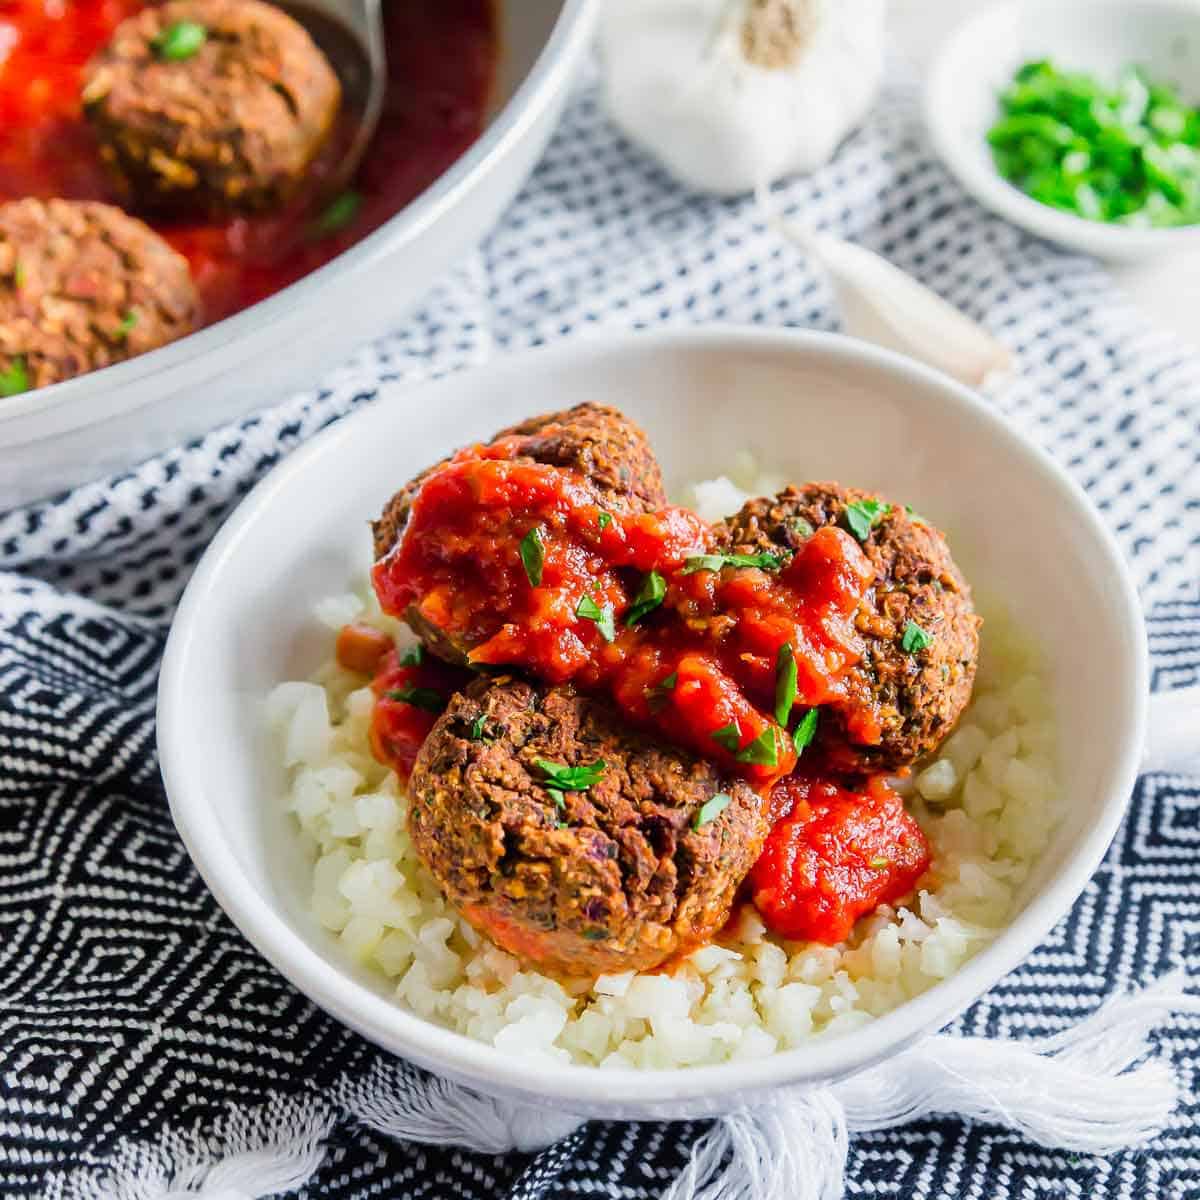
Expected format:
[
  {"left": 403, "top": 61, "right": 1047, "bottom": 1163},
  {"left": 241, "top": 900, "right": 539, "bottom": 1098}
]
[
  {"left": 158, "top": 327, "right": 1147, "bottom": 1120},
  {"left": 926, "top": 0, "right": 1200, "bottom": 260}
]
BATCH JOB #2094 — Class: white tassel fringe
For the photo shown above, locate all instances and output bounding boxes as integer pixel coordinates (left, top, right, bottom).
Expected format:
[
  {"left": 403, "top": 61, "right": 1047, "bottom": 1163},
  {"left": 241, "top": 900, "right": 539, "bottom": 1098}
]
[
  {"left": 56, "top": 972, "right": 1194, "bottom": 1200},
  {"left": 338, "top": 1061, "right": 583, "bottom": 1154}
]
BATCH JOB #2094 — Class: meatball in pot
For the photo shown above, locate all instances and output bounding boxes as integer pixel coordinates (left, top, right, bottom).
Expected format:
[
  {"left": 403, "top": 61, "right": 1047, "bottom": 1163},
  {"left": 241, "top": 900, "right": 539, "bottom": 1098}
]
[
  {"left": 0, "top": 198, "right": 200, "bottom": 393},
  {"left": 408, "top": 676, "right": 768, "bottom": 977},
  {"left": 82, "top": 0, "right": 342, "bottom": 214},
  {"left": 715, "top": 483, "right": 981, "bottom": 772}
]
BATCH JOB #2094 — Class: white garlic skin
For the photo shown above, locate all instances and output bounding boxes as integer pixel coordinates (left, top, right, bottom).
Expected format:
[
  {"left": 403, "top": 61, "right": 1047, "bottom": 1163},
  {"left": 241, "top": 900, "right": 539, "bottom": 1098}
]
[{"left": 600, "top": 0, "right": 886, "bottom": 196}]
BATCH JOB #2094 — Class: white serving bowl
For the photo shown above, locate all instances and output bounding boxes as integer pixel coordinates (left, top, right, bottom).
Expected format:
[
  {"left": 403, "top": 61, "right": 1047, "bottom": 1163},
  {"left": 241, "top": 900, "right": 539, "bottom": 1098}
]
[
  {"left": 0, "top": 0, "right": 597, "bottom": 511},
  {"left": 158, "top": 327, "right": 1147, "bottom": 1121},
  {"left": 926, "top": 0, "right": 1200, "bottom": 260}
]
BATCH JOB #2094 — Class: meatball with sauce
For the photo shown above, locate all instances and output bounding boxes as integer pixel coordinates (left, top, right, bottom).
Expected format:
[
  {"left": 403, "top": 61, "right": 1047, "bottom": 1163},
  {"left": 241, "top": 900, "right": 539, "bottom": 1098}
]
[
  {"left": 408, "top": 675, "right": 768, "bottom": 976},
  {"left": 715, "top": 483, "right": 981, "bottom": 772},
  {"left": 373, "top": 403, "right": 669, "bottom": 665},
  {"left": 81, "top": 0, "right": 341, "bottom": 214},
  {"left": 0, "top": 198, "right": 200, "bottom": 393}
]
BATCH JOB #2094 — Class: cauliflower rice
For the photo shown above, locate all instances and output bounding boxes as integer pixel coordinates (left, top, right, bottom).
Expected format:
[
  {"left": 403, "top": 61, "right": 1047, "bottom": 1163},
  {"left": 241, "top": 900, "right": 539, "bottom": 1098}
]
[{"left": 267, "top": 462, "right": 1061, "bottom": 1069}]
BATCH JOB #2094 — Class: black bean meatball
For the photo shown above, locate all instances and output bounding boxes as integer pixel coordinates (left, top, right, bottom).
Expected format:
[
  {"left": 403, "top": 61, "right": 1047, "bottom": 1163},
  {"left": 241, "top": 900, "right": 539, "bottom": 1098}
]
[
  {"left": 373, "top": 403, "right": 669, "bottom": 664},
  {"left": 408, "top": 676, "right": 768, "bottom": 976},
  {"left": 0, "top": 198, "right": 200, "bottom": 392},
  {"left": 715, "top": 483, "right": 980, "bottom": 772},
  {"left": 82, "top": 0, "right": 341, "bottom": 214}
]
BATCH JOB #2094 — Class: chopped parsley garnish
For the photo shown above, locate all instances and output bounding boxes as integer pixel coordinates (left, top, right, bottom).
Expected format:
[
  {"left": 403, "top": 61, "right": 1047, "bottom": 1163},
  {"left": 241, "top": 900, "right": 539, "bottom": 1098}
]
[
  {"left": 710, "top": 722, "right": 741, "bottom": 753},
  {"left": 680, "top": 551, "right": 787, "bottom": 575},
  {"left": 693, "top": 792, "right": 732, "bottom": 830},
  {"left": 597, "top": 511, "right": 612, "bottom": 531},
  {"left": 116, "top": 309, "right": 139, "bottom": 340},
  {"left": 792, "top": 707, "right": 819, "bottom": 755},
  {"left": 735, "top": 726, "right": 778, "bottom": 767},
  {"left": 625, "top": 570, "right": 666, "bottom": 626},
  {"left": 901, "top": 620, "right": 934, "bottom": 654},
  {"left": 519, "top": 525, "right": 545, "bottom": 587},
  {"left": 774, "top": 643, "right": 797, "bottom": 726},
  {"left": 646, "top": 670, "right": 677, "bottom": 713},
  {"left": 0, "top": 356, "right": 29, "bottom": 398},
  {"left": 843, "top": 499, "right": 890, "bottom": 541},
  {"left": 154, "top": 20, "right": 207, "bottom": 61},
  {"left": 386, "top": 685, "right": 446, "bottom": 713},
  {"left": 399, "top": 643, "right": 424, "bottom": 667},
  {"left": 313, "top": 190, "right": 362, "bottom": 237},
  {"left": 576, "top": 593, "right": 616, "bottom": 642},
  {"left": 469, "top": 714, "right": 493, "bottom": 742},
  {"left": 904, "top": 503, "right": 929, "bottom": 526},
  {"left": 535, "top": 759, "right": 606, "bottom": 792},
  {"left": 868, "top": 856, "right": 891, "bottom": 870}
]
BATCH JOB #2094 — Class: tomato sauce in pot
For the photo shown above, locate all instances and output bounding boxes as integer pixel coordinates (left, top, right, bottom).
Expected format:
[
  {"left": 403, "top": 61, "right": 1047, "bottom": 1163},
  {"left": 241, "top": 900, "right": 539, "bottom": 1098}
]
[{"left": 0, "top": 0, "right": 497, "bottom": 324}]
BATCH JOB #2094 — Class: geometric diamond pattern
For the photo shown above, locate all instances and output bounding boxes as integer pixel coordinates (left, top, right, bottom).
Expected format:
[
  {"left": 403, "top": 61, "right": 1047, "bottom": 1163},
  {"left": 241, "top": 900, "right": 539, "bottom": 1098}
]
[{"left": 3, "top": 64, "right": 1200, "bottom": 1200}]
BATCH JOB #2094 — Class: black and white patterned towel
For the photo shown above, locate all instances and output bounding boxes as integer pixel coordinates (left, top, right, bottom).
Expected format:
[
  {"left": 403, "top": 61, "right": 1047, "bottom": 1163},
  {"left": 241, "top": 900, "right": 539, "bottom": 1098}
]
[{"left": 2, "top": 64, "right": 1198, "bottom": 1200}]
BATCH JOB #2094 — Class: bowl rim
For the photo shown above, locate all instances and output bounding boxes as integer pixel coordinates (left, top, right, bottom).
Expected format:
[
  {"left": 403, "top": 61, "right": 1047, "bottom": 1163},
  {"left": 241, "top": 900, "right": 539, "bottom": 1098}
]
[
  {"left": 158, "top": 325, "right": 1149, "bottom": 1108},
  {"left": 0, "top": 0, "right": 598, "bottom": 434},
  {"left": 924, "top": 0, "right": 1200, "bottom": 258}
]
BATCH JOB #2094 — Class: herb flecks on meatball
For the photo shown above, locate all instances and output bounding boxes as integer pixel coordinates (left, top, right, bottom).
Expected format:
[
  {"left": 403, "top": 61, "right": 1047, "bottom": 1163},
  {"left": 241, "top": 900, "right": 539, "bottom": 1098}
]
[
  {"left": 715, "top": 483, "right": 980, "bottom": 772},
  {"left": 82, "top": 0, "right": 342, "bottom": 214},
  {"left": 0, "top": 198, "right": 200, "bottom": 393},
  {"left": 408, "top": 676, "right": 768, "bottom": 976},
  {"left": 373, "top": 403, "right": 669, "bottom": 665}
]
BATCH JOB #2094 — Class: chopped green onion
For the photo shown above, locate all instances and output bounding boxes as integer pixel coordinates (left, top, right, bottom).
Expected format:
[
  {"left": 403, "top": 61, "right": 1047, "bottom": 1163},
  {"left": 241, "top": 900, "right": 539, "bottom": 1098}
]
[
  {"left": 0, "top": 356, "right": 29, "bottom": 398},
  {"left": 735, "top": 726, "right": 778, "bottom": 767},
  {"left": 792, "top": 707, "right": 819, "bottom": 755},
  {"left": 520, "top": 526, "right": 545, "bottom": 587},
  {"left": 576, "top": 593, "right": 616, "bottom": 642},
  {"left": 399, "top": 643, "right": 424, "bottom": 667},
  {"left": 843, "top": 499, "right": 890, "bottom": 541},
  {"left": 774, "top": 643, "right": 797, "bottom": 727},
  {"left": 868, "top": 856, "right": 891, "bottom": 870},
  {"left": 901, "top": 620, "right": 934, "bottom": 654},
  {"left": 535, "top": 758, "right": 606, "bottom": 791},
  {"left": 787, "top": 516, "right": 814, "bottom": 541},
  {"left": 386, "top": 685, "right": 446, "bottom": 713},
  {"left": 469, "top": 714, "right": 490, "bottom": 741},
  {"left": 710, "top": 722, "right": 741, "bottom": 753},
  {"left": 12, "top": 260, "right": 25, "bottom": 289},
  {"left": 313, "top": 190, "right": 362, "bottom": 237},
  {"left": 693, "top": 792, "right": 732, "bottom": 831},
  {"left": 988, "top": 59, "right": 1200, "bottom": 228},
  {"left": 625, "top": 570, "right": 666, "bottom": 626},
  {"left": 646, "top": 670, "right": 677, "bottom": 713},
  {"left": 154, "top": 20, "right": 207, "bottom": 61},
  {"left": 680, "top": 551, "right": 787, "bottom": 575},
  {"left": 597, "top": 511, "right": 612, "bottom": 531},
  {"left": 116, "top": 309, "right": 138, "bottom": 340}
]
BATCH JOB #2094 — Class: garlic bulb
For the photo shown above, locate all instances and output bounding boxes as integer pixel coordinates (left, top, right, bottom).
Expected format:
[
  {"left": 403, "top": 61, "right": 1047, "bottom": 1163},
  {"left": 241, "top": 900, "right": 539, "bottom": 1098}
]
[{"left": 600, "top": 0, "right": 886, "bottom": 196}]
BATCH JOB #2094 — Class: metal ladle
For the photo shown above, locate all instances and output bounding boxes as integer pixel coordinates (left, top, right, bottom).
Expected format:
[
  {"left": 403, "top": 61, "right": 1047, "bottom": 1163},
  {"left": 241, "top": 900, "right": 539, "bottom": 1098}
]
[{"left": 278, "top": 0, "right": 386, "bottom": 195}]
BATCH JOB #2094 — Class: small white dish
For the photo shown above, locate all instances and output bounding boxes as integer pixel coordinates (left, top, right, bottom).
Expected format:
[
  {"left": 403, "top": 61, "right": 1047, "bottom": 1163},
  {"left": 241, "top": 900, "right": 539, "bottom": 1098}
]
[
  {"left": 925, "top": 0, "right": 1200, "bottom": 260},
  {"left": 159, "top": 327, "right": 1148, "bottom": 1121}
]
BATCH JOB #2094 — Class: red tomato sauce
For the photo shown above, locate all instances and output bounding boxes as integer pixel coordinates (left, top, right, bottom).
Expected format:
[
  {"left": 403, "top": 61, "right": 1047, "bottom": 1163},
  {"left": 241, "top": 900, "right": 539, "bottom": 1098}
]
[
  {"left": 367, "top": 647, "right": 473, "bottom": 782},
  {"left": 0, "top": 0, "right": 497, "bottom": 323},
  {"left": 372, "top": 447, "right": 880, "bottom": 790},
  {"left": 751, "top": 775, "right": 930, "bottom": 943}
]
